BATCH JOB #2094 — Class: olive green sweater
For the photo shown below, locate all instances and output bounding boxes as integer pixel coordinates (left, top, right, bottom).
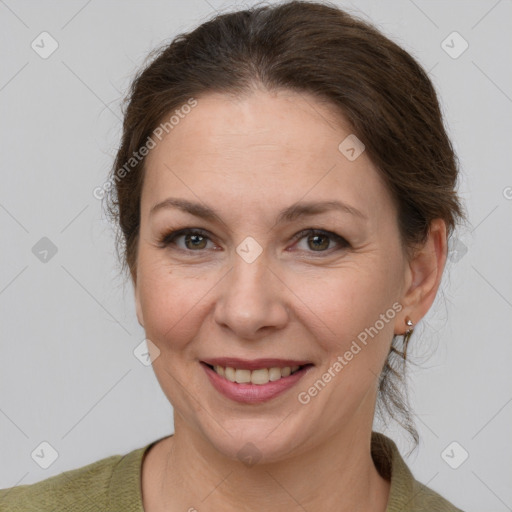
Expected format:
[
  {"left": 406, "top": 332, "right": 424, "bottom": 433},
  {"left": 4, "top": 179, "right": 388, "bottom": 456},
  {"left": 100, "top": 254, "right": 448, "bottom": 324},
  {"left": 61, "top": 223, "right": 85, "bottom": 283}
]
[{"left": 0, "top": 432, "right": 464, "bottom": 511}]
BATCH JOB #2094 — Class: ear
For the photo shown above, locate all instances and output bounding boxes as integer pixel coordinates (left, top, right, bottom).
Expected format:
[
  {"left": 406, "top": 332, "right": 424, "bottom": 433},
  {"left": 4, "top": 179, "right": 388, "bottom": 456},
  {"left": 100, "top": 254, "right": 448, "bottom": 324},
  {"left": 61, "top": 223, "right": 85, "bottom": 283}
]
[
  {"left": 135, "top": 289, "right": 144, "bottom": 328},
  {"left": 395, "top": 218, "right": 448, "bottom": 334},
  {"left": 132, "top": 267, "right": 145, "bottom": 329}
]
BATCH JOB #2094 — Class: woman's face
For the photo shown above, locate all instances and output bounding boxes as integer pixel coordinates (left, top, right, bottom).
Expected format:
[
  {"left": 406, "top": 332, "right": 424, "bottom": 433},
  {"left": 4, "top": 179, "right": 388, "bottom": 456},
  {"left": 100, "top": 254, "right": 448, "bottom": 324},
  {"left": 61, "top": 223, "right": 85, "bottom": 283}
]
[{"left": 135, "top": 89, "right": 411, "bottom": 461}]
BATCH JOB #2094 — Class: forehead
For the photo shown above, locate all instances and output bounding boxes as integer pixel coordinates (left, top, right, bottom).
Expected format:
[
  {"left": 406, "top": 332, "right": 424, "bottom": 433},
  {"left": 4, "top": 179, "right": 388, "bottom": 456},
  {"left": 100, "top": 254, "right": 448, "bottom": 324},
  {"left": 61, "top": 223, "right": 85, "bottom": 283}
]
[
  {"left": 142, "top": 90, "right": 395, "bottom": 223},
  {"left": 146, "top": 89, "right": 352, "bottom": 167}
]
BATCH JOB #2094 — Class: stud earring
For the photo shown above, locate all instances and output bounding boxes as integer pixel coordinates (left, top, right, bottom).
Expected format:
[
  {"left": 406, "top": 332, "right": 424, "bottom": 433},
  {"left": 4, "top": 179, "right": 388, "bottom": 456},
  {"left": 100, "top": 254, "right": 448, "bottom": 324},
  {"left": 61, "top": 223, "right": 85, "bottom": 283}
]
[{"left": 403, "top": 317, "right": 414, "bottom": 361}]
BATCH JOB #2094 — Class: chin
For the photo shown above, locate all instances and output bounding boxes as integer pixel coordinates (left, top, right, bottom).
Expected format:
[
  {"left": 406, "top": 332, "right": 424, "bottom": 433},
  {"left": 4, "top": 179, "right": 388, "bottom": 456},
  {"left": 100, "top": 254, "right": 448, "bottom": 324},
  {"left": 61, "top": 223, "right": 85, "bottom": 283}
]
[{"left": 198, "top": 418, "right": 306, "bottom": 466}]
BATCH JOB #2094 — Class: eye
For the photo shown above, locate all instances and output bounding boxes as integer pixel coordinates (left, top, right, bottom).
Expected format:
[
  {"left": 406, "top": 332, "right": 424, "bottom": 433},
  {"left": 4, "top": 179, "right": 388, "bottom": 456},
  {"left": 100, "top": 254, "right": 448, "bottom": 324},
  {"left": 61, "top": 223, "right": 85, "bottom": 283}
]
[
  {"left": 291, "top": 228, "right": 350, "bottom": 254},
  {"left": 157, "top": 228, "right": 216, "bottom": 251},
  {"left": 157, "top": 227, "right": 350, "bottom": 255}
]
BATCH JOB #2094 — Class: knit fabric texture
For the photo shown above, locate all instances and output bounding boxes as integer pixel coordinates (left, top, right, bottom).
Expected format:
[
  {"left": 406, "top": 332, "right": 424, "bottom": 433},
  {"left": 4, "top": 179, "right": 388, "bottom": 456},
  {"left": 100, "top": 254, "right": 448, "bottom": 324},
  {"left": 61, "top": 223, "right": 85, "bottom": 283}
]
[{"left": 0, "top": 432, "right": 464, "bottom": 511}]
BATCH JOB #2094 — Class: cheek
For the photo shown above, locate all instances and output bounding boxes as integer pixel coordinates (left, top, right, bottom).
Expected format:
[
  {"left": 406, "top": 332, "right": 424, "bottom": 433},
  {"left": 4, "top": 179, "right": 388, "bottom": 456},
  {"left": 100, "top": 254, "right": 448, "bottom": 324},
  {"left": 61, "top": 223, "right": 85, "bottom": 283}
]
[
  {"left": 298, "top": 268, "right": 401, "bottom": 413},
  {"left": 137, "top": 257, "right": 212, "bottom": 351},
  {"left": 301, "top": 268, "right": 400, "bottom": 407},
  {"left": 300, "top": 263, "right": 397, "bottom": 348}
]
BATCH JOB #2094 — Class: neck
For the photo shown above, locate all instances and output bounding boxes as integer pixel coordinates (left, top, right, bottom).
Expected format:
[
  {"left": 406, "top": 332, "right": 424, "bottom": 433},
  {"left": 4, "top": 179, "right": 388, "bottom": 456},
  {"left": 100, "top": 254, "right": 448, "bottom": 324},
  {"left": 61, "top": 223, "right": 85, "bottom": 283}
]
[{"left": 154, "top": 415, "right": 390, "bottom": 512}]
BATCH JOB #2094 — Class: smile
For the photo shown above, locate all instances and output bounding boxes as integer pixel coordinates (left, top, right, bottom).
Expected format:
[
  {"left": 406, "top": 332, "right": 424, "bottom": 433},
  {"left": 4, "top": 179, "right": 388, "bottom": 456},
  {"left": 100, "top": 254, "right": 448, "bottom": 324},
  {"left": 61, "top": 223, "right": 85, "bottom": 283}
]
[
  {"left": 200, "top": 359, "right": 314, "bottom": 404},
  {"left": 208, "top": 364, "right": 303, "bottom": 385}
]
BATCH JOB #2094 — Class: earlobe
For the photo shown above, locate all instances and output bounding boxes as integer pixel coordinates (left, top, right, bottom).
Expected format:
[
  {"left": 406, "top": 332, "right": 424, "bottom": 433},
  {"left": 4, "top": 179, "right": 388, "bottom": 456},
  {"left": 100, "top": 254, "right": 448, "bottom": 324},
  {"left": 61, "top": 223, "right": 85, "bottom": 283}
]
[
  {"left": 135, "top": 292, "right": 144, "bottom": 328},
  {"left": 133, "top": 275, "right": 145, "bottom": 329},
  {"left": 395, "top": 218, "right": 447, "bottom": 332}
]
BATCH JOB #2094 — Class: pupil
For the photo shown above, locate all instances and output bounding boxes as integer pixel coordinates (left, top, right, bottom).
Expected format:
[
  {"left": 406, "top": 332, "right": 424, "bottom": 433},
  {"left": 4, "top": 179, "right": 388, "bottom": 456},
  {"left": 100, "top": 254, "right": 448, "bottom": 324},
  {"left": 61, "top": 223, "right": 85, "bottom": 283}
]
[
  {"left": 310, "top": 234, "right": 328, "bottom": 251},
  {"left": 187, "top": 234, "right": 206, "bottom": 249}
]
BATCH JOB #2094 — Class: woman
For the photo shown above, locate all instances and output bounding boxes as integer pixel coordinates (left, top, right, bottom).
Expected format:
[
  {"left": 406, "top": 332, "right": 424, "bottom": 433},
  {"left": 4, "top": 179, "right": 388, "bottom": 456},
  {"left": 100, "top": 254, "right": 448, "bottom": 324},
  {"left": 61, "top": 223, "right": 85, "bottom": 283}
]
[{"left": 1, "top": 1, "right": 467, "bottom": 510}]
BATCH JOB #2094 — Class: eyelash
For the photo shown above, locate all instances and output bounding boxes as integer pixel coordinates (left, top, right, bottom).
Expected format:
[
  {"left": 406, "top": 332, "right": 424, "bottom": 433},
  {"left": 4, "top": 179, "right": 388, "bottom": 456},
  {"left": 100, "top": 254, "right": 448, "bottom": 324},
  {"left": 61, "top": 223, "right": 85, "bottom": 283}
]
[{"left": 156, "top": 227, "right": 350, "bottom": 256}]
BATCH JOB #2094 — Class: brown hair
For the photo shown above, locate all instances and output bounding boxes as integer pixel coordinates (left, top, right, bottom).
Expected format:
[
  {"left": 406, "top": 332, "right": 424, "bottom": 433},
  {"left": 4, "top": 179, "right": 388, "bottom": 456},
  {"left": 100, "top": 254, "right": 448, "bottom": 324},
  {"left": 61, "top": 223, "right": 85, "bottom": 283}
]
[{"left": 105, "top": 0, "right": 467, "bottom": 451}]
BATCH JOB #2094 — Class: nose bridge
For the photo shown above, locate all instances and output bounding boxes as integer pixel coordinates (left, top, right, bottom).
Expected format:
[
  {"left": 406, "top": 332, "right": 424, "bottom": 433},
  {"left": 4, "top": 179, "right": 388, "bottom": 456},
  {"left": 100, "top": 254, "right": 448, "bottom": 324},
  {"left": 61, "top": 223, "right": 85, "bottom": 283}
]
[
  {"left": 230, "top": 233, "right": 273, "bottom": 292},
  {"left": 213, "top": 243, "right": 288, "bottom": 337}
]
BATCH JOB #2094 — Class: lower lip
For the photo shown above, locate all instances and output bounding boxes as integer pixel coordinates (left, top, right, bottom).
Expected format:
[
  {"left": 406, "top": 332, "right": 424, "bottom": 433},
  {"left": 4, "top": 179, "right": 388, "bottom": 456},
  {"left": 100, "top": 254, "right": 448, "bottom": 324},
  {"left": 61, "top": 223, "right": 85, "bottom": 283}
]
[{"left": 201, "top": 363, "right": 312, "bottom": 404}]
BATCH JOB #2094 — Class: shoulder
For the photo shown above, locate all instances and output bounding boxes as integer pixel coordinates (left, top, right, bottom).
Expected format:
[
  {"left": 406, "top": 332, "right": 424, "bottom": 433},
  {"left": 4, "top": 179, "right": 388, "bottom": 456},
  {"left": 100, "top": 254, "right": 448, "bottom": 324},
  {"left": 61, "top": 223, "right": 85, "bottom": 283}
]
[
  {"left": 371, "top": 432, "right": 465, "bottom": 512},
  {"left": 409, "top": 478, "right": 465, "bottom": 511},
  {"left": 0, "top": 450, "right": 133, "bottom": 512}
]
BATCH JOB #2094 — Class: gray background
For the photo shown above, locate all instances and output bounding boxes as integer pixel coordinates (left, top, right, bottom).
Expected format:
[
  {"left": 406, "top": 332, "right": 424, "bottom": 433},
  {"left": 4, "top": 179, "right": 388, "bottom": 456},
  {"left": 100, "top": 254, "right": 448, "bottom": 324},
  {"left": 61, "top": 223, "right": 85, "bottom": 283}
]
[{"left": 1, "top": 1, "right": 511, "bottom": 510}]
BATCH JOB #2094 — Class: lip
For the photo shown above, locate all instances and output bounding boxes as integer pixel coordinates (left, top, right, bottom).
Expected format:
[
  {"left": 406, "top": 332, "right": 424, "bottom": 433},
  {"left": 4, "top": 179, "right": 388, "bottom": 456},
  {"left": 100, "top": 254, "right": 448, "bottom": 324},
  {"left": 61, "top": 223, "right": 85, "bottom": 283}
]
[
  {"left": 201, "top": 361, "right": 314, "bottom": 404},
  {"left": 201, "top": 357, "right": 313, "bottom": 371}
]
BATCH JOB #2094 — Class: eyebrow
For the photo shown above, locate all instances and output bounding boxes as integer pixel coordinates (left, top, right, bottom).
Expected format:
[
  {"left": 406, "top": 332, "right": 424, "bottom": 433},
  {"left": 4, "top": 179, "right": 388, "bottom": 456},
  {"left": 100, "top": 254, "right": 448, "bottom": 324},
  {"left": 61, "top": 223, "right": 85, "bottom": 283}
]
[{"left": 149, "top": 197, "right": 367, "bottom": 223}]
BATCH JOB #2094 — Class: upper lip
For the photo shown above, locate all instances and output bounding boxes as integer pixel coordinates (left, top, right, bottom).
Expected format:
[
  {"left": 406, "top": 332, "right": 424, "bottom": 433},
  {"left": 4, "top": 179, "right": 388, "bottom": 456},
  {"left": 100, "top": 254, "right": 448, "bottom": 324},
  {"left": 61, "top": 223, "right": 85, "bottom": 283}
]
[{"left": 201, "top": 358, "right": 313, "bottom": 370}]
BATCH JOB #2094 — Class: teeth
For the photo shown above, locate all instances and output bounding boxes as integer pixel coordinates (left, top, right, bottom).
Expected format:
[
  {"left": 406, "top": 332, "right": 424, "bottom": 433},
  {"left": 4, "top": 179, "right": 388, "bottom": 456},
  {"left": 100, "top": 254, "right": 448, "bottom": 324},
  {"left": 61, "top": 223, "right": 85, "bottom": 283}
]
[
  {"left": 224, "top": 367, "right": 236, "bottom": 382},
  {"left": 235, "top": 369, "right": 251, "bottom": 384},
  {"left": 212, "top": 365, "right": 302, "bottom": 385},
  {"left": 251, "top": 368, "right": 269, "bottom": 385},
  {"left": 269, "top": 367, "right": 282, "bottom": 381}
]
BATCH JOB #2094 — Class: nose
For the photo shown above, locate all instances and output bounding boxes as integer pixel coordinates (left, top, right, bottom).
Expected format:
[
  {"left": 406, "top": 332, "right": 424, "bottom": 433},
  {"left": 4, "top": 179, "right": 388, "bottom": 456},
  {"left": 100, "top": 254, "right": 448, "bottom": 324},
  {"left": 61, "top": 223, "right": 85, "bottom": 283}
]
[{"left": 213, "top": 252, "right": 290, "bottom": 340}]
